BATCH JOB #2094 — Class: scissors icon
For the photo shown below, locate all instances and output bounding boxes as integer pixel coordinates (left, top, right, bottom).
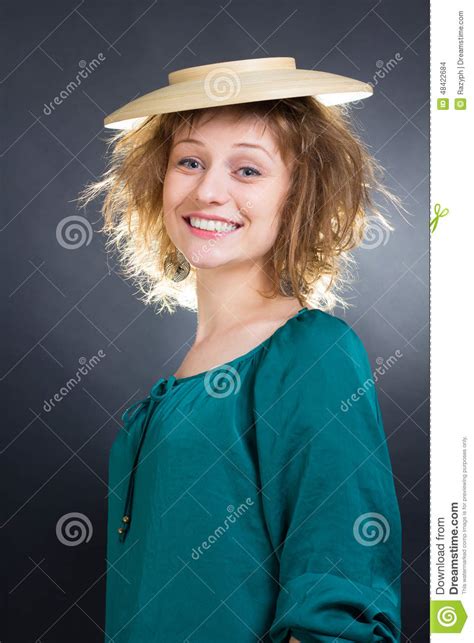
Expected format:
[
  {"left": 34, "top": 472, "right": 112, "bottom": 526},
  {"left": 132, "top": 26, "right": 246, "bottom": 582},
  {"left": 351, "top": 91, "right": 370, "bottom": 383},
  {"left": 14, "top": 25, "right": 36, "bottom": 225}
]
[{"left": 430, "top": 203, "right": 449, "bottom": 233}]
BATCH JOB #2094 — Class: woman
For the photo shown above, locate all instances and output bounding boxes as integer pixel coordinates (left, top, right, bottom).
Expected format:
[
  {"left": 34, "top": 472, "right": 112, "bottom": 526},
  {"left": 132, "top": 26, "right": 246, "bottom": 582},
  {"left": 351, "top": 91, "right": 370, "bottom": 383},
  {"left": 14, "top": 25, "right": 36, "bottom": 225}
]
[{"left": 81, "top": 57, "right": 402, "bottom": 642}]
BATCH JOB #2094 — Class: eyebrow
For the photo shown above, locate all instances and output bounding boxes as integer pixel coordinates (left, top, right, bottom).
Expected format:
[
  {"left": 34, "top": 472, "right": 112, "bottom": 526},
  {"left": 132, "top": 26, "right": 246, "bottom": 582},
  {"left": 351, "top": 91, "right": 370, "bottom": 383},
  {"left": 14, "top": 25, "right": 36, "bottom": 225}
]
[{"left": 172, "top": 138, "right": 274, "bottom": 161}]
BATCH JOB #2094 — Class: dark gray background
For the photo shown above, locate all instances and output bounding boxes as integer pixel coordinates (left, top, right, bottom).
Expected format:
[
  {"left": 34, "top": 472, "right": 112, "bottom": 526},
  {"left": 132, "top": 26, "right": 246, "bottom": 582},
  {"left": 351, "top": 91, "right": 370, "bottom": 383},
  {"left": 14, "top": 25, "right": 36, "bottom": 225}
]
[{"left": 2, "top": 0, "right": 429, "bottom": 641}]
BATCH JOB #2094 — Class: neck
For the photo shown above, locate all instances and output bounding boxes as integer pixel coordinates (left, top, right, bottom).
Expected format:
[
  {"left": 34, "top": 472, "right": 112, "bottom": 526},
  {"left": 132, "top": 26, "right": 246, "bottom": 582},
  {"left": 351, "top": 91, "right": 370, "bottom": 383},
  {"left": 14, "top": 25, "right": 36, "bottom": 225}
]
[{"left": 193, "top": 259, "right": 300, "bottom": 343}]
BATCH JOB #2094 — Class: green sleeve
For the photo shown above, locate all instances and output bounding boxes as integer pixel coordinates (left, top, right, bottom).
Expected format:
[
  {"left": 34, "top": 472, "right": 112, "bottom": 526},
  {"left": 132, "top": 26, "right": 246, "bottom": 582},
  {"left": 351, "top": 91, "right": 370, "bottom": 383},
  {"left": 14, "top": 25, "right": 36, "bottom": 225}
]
[{"left": 254, "top": 317, "right": 402, "bottom": 642}]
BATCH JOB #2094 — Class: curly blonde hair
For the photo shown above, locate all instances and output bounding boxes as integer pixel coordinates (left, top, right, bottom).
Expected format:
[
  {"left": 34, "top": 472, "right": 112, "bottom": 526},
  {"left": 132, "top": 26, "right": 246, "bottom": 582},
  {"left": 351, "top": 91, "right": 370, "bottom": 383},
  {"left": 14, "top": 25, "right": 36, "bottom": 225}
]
[{"left": 78, "top": 96, "right": 399, "bottom": 314}]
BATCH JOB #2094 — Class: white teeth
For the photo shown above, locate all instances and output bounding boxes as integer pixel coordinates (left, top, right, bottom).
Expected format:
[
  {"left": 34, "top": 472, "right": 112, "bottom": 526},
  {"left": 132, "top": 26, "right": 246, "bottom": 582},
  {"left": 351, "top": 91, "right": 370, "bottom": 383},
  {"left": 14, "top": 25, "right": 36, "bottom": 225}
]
[{"left": 189, "top": 217, "right": 239, "bottom": 232}]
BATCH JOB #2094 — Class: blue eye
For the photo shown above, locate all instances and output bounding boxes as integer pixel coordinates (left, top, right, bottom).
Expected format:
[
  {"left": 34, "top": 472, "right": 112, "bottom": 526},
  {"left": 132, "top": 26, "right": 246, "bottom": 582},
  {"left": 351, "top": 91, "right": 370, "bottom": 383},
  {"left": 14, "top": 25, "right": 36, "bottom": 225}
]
[
  {"left": 238, "top": 166, "right": 261, "bottom": 177},
  {"left": 178, "top": 158, "right": 201, "bottom": 170},
  {"left": 177, "top": 158, "right": 261, "bottom": 178}
]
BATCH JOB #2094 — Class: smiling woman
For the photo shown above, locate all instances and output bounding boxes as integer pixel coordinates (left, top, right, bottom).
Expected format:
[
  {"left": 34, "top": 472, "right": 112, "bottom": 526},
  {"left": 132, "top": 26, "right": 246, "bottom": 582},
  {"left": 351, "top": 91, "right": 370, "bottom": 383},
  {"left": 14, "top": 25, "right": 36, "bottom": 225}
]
[
  {"left": 79, "top": 88, "right": 398, "bottom": 315},
  {"left": 161, "top": 108, "right": 296, "bottom": 290},
  {"left": 78, "top": 56, "right": 403, "bottom": 643}
]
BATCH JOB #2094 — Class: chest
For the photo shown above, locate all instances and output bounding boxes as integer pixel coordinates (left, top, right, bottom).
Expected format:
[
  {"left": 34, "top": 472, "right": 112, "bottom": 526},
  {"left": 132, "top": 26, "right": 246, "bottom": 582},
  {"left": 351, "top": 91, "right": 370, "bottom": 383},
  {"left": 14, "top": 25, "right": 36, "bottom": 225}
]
[
  {"left": 174, "top": 320, "right": 282, "bottom": 378},
  {"left": 125, "top": 384, "right": 259, "bottom": 526}
]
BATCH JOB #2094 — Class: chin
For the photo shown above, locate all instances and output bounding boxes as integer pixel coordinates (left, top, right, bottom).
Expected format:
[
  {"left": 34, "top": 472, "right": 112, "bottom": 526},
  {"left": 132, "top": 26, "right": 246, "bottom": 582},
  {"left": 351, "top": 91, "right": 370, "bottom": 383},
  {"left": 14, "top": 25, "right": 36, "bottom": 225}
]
[{"left": 187, "top": 252, "right": 238, "bottom": 270}]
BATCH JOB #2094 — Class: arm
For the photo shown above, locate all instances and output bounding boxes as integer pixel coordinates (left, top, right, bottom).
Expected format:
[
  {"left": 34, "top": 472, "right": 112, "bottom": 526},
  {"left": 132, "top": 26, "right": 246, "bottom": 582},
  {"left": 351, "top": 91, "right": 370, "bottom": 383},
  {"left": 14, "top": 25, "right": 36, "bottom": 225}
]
[{"left": 254, "top": 318, "right": 402, "bottom": 642}]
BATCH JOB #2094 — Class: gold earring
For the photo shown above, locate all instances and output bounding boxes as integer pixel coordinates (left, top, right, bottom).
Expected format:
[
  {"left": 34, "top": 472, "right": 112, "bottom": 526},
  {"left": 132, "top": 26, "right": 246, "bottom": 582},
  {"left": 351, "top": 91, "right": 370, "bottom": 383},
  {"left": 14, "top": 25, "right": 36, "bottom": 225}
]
[
  {"left": 164, "top": 250, "right": 190, "bottom": 282},
  {"left": 279, "top": 269, "right": 309, "bottom": 297},
  {"left": 279, "top": 269, "right": 295, "bottom": 296}
]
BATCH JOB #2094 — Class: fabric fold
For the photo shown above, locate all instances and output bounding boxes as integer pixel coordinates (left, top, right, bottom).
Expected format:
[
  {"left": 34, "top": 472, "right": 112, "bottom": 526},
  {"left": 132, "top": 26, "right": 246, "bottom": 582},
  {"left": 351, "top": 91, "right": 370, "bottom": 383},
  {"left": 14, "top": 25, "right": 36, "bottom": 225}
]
[{"left": 253, "top": 312, "right": 402, "bottom": 642}]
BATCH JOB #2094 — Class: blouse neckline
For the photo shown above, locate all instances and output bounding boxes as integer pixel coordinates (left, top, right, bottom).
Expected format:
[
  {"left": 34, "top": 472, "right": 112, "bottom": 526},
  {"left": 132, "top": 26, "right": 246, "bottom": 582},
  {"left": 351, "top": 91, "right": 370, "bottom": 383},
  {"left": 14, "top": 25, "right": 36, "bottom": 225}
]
[{"left": 172, "top": 306, "right": 314, "bottom": 385}]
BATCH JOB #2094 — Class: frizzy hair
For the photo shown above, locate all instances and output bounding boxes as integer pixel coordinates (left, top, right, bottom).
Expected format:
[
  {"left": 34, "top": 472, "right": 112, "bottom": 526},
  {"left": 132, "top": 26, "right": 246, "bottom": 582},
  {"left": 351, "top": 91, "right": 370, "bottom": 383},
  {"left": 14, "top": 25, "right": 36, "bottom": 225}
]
[{"left": 77, "top": 96, "right": 400, "bottom": 314}]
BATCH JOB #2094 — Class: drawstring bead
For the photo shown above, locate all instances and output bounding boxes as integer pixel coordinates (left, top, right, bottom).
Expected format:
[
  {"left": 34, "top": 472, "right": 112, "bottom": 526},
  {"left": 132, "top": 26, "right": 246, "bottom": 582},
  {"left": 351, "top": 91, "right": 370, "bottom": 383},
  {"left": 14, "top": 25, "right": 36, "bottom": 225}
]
[{"left": 117, "top": 376, "right": 177, "bottom": 542}]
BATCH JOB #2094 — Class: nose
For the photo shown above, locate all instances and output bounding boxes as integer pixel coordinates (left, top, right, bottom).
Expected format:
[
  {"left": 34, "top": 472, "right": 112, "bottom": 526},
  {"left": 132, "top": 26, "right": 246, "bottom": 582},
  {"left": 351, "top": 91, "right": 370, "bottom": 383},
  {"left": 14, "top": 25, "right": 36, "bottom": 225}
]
[{"left": 191, "top": 163, "right": 230, "bottom": 206}]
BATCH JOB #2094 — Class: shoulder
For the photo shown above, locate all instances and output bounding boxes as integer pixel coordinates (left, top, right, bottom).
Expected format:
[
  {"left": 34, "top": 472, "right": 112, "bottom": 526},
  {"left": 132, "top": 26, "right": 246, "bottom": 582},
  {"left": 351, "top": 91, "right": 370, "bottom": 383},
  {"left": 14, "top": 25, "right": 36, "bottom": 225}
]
[
  {"left": 299, "top": 307, "right": 357, "bottom": 339},
  {"left": 278, "top": 307, "right": 370, "bottom": 368},
  {"left": 253, "top": 308, "right": 382, "bottom": 449},
  {"left": 254, "top": 307, "right": 374, "bottom": 400}
]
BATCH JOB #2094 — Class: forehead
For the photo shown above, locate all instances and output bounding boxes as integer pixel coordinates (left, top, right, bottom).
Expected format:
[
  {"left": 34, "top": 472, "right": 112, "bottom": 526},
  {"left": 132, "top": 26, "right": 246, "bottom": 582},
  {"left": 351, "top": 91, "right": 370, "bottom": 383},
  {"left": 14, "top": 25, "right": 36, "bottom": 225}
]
[{"left": 173, "top": 108, "right": 280, "bottom": 154}]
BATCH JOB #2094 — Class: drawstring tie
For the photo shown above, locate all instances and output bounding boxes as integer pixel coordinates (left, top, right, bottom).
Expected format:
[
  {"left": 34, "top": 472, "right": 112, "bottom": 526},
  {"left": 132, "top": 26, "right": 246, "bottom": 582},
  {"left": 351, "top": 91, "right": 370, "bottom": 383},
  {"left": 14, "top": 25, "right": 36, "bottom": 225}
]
[{"left": 118, "top": 375, "right": 177, "bottom": 543}]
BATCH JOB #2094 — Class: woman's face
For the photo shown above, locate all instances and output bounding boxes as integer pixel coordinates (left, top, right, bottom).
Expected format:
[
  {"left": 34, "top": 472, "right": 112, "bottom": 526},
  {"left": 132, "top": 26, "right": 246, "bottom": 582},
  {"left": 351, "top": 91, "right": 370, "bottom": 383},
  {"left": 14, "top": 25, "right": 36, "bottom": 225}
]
[{"left": 162, "top": 109, "right": 293, "bottom": 270}]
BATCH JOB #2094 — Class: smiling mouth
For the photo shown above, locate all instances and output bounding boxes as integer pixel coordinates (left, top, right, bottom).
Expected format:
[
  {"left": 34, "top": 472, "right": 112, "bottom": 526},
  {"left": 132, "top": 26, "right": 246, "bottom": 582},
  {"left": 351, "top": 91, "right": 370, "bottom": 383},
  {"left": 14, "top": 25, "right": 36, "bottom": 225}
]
[{"left": 183, "top": 216, "right": 243, "bottom": 233}]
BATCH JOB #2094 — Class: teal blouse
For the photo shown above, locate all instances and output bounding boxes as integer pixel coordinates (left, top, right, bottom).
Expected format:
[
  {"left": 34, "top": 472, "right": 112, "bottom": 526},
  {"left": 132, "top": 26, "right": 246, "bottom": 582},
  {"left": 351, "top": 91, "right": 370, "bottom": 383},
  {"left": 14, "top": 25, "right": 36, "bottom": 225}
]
[{"left": 105, "top": 307, "right": 402, "bottom": 642}]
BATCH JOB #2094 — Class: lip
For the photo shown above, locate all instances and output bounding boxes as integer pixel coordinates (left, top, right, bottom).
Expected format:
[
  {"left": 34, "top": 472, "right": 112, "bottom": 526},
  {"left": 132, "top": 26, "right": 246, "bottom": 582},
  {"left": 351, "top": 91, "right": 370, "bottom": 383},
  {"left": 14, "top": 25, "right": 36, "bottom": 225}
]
[
  {"left": 182, "top": 215, "right": 243, "bottom": 239},
  {"left": 182, "top": 212, "right": 243, "bottom": 226}
]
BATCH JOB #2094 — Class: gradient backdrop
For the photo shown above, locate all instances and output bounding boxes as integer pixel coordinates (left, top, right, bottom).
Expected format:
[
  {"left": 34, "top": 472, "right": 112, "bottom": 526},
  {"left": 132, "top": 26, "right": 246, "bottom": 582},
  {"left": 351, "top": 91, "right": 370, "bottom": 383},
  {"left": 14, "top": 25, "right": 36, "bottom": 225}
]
[{"left": 2, "top": 0, "right": 429, "bottom": 641}]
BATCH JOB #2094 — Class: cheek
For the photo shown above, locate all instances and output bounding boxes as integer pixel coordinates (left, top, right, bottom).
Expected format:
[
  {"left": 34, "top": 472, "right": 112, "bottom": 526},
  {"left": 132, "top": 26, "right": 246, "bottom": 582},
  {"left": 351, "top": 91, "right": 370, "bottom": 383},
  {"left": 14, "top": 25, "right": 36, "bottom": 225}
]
[
  {"left": 264, "top": 218, "right": 281, "bottom": 248},
  {"left": 162, "top": 173, "right": 170, "bottom": 208},
  {"left": 244, "top": 210, "right": 281, "bottom": 254},
  {"left": 162, "top": 182, "right": 178, "bottom": 231},
  {"left": 163, "top": 170, "right": 195, "bottom": 212},
  {"left": 162, "top": 175, "right": 183, "bottom": 222},
  {"left": 249, "top": 194, "right": 284, "bottom": 232},
  {"left": 162, "top": 171, "right": 175, "bottom": 207}
]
